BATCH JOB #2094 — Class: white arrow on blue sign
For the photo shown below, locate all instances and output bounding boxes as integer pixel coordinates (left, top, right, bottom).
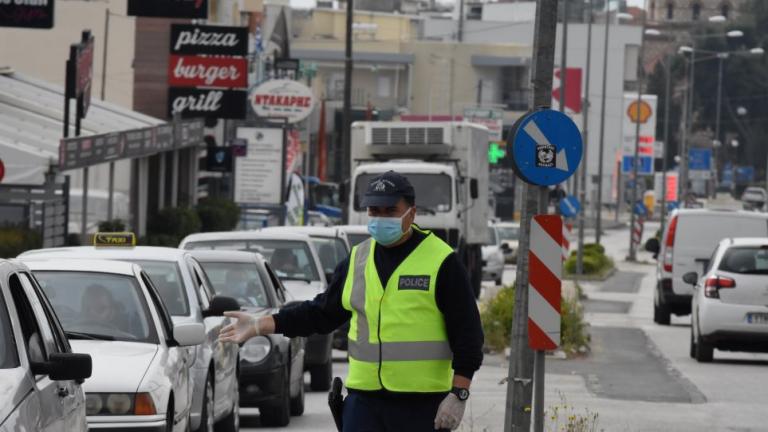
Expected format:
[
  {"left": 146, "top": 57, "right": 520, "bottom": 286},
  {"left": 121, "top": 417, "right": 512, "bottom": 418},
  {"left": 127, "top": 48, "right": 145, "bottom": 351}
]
[
  {"left": 559, "top": 195, "right": 581, "bottom": 218},
  {"left": 510, "top": 109, "right": 583, "bottom": 187}
]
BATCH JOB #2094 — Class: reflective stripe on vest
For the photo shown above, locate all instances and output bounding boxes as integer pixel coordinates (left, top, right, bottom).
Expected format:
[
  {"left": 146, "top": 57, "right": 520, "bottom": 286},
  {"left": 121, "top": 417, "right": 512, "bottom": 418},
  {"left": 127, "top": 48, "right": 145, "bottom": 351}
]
[{"left": 342, "top": 229, "right": 454, "bottom": 392}]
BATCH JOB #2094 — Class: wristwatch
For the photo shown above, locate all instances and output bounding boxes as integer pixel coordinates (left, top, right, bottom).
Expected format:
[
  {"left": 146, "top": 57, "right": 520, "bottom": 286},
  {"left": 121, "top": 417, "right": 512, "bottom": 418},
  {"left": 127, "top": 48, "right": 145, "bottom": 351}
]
[{"left": 451, "top": 387, "right": 470, "bottom": 401}]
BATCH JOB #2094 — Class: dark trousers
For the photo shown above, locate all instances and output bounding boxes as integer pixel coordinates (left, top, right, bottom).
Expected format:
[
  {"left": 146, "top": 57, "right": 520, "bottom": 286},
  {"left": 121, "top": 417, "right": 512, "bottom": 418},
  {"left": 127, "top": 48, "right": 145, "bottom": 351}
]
[{"left": 342, "top": 391, "right": 450, "bottom": 432}]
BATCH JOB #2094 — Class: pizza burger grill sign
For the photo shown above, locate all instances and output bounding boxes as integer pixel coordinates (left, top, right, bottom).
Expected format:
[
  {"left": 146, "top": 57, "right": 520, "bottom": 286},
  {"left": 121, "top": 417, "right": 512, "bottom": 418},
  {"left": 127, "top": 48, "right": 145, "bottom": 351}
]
[
  {"left": 250, "top": 80, "right": 315, "bottom": 124},
  {"left": 168, "top": 24, "right": 248, "bottom": 119}
]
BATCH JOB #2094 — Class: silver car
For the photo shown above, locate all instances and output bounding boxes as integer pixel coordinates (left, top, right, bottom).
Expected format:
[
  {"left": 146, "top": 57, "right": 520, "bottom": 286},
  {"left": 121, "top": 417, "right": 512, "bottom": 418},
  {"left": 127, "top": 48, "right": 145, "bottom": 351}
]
[
  {"left": 179, "top": 231, "right": 333, "bottom": 391},
  {"left": 0, "top": 259, "right": 92, "bottom": 432},
  {"left": 19, "top": 246, "right": 241, "bottom": 432}
]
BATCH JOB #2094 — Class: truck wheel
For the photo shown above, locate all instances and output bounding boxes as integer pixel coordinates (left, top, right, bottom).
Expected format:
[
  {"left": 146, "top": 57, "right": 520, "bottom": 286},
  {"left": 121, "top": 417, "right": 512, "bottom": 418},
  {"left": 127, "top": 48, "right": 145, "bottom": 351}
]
[
  {"left": 653, "top": 300, "right": 671, "bottom": 325},
  {"left": 309, "top": 359, "right": 332, "bottom": 391}
]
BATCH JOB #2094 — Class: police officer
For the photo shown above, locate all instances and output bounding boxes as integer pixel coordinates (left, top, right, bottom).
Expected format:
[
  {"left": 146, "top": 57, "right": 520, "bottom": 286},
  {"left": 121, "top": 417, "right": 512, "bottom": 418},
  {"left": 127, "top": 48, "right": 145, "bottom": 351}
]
[{"left": 220, "top": 171, "right": 484, "bottom": 431}]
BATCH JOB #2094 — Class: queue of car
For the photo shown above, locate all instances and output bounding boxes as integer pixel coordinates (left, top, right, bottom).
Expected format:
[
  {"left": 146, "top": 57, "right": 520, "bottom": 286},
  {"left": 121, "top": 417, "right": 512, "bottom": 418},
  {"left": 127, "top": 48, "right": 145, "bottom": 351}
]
[{"left": 646, "top": 208, "right": 768, "bottom": 362}]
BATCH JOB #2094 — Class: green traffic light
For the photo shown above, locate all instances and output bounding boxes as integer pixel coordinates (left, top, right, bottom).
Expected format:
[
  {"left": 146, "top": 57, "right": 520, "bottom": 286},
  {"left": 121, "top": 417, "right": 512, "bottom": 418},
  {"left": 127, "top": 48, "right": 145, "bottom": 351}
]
[{"left": 488, "top": 142, "right": 506, "bottom": 164}]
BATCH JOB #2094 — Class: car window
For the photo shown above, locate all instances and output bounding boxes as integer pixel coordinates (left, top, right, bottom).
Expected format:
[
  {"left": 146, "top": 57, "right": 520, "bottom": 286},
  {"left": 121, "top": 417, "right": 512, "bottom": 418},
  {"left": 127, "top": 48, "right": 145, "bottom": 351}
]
[
  {"left": 140, "top": 271, "right": 175, "bottom": 341},
  {"left": 705, "top": 246, "right": 719, "bottom": 274},
  {"left": 35, "top": 271, "right": 158, "bottom": 344},
  {"left": 186, "top": 259, "right": 211, "bottom": 311},
  {"left": 346, "top": 233, "right": 370, "bottom": 247},
  {"left": 186, "top": 240, "right": 320, "bottom": 282},
  {"left": 132, "top": 261, "right": 190, "bottom": 316},
  {"left": 497, "top": 226, "right": 520, "bottom": 241},
  {"left": 19, "top": 273, "right": 70, "bottom": 355},
  {"left": 264, "top": 263, "right": 286, "bottom": 304},
  {"left": 0, "top": 288, "right": 19, "bottom": 369},
  {"left": 311, "top": 237, "right": 348, "bottom": 274},
  {"left": 8, "top": 274, "right": 47, "bottom": 365},
  {"left": 718, "top": 246, "right": 768, "bottom": 274},
  {"left": 200, "top": 261, "right": 271, "bottom": 308}
]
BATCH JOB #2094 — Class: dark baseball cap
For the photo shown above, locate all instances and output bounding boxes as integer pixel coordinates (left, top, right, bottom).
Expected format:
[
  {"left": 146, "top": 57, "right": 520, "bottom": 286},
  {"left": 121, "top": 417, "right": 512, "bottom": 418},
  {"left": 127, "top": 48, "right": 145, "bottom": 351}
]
[{"left": 361, "top": 171, "right": 415, "bottom": 207}]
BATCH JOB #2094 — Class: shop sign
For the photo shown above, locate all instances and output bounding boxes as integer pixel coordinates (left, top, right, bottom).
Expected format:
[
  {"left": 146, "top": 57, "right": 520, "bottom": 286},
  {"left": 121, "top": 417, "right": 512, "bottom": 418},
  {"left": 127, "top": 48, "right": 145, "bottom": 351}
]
[
  {"left": 168, "top": 55, "right": 247, "bottom": 88},
  {"left": 127, "top": 0, "right": 208, "bottom": 19},
  {"left": 0, "top": 0, "right": 54, "bottom": 29},
  {"left": 170, "top": 24, "right": 247, "bottom": 56},
  {"left": 250, "top": 79, "right": 314, "bottom": 123},
  {"left": 167, "top": 87, "right": 246, "bottom": 119}
]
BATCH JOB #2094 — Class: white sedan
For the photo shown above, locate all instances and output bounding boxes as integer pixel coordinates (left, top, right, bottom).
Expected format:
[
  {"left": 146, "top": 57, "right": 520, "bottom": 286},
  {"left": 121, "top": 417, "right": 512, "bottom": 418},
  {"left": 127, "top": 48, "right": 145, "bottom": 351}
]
[
  {"left": 685, "top": 238, "right": 768, "bottom": 362},
  {"left": 23, "top": 259, "right": 207, "bottom": 431}
]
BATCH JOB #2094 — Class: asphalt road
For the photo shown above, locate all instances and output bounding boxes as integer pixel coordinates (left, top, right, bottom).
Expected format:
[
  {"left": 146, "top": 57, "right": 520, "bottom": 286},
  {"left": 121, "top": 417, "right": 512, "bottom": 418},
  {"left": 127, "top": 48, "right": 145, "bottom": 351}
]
[{"left": 243, "top": 202, "right": 768, "bottom": 431}]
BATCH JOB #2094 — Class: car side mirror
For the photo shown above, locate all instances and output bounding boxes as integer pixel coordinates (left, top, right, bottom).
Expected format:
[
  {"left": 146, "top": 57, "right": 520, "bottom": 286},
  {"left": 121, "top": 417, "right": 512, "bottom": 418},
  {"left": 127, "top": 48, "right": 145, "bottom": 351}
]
[
  {"left": 470, "top": 178, "right": 479, "bottom": 200},
  {"left": 32, "top": 352, "right": 92, "bottom": 382},
  {"left": 203, "top": 295, "right": 240, "bottom": 318},
  {"left": 644, "top": 238, "right": 660, "bottom": 255},
  {"left": 682, "top": 272, "right": 699, "bottom": 286},
  {"left": 173, "top": 322, "right": 205, "bottom": 347}
]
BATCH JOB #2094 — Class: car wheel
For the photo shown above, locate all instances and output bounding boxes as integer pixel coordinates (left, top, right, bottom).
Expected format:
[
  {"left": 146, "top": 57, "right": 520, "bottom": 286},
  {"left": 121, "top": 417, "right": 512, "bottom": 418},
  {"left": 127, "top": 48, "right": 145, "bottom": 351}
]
[
  {"left": 215, "top": 381, "right": 239, "bottom": 432},
  {"left": 689, "top": 327, "right": 697, "bottom": 359},
  {"left": 290, "top": 364, "right": 305, "bottom": 416},
  {"left": 695, "top": 333, "right": 714, "bottom": 363},
  {"left": 260, "top": 368, "right": 290, "bottom": 427},
  {"left": 309, "top": 359, "right": 332, "bottom": 391},
  {"left": 653, "top": 299, "right": 671, "bottom": 325},
  {"left": 196, "top": 378, "right": 215, "bottom": 432}
]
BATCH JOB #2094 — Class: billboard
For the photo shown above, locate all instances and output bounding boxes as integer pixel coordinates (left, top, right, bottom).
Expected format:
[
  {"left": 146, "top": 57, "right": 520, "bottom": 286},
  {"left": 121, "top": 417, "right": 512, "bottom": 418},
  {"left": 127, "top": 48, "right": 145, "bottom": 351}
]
[{"left": 622, "top": 94, "right": 658, "bottom": 158}]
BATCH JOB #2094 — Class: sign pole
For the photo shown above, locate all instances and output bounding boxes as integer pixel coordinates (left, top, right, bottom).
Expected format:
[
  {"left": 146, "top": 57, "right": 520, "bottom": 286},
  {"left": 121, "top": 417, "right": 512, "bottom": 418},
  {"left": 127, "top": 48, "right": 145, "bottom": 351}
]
[
  {"left": 576, "top": 0, "right": 593, "bottom": 275},
  {"left": 505, "top": 0, "right": 559, "bottom": 430},
  {"left": 627, "top": 0, "right": 647, "bottom": 262}
]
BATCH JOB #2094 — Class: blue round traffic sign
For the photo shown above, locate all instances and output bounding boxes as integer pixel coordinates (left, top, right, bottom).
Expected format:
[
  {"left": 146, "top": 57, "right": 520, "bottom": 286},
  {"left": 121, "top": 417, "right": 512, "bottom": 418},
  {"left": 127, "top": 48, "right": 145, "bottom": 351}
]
[
  {"left": 560, "top": 195, "right": 581, "bottom": 218},
  {"left": 510, "top": 109, "right": 583, "bottom": 186}
]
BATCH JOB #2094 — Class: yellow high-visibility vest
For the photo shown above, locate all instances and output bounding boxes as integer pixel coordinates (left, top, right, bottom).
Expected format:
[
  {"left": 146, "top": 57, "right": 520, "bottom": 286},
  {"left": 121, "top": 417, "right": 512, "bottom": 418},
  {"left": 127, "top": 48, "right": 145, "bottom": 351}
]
[{"left": 341, "top": 227, "right": 454, "bottom": 392}]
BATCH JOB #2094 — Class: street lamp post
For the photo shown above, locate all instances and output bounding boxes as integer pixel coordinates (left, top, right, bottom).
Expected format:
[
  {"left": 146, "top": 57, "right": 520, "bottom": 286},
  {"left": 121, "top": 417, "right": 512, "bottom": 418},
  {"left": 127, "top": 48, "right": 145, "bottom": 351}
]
[{"left": 576, "top": 0, "right": 594, "bottom": 275}]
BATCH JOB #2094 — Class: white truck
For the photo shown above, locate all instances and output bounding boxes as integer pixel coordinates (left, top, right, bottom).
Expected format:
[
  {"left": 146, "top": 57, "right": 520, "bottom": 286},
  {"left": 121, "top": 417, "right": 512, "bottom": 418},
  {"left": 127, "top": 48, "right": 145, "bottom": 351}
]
[{"left": 346, "top": 121, "right": 490, "bottom": 297}]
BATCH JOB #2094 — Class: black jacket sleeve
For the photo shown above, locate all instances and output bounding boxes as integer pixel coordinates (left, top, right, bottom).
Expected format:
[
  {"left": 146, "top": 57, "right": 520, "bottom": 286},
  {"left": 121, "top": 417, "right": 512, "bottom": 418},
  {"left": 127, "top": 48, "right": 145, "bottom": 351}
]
[
  {"left": 435, "top": 252, "right": 484, "bottom": 380},
  {"left": 272, "top": 257, "right": 352, "bottom": 337}
]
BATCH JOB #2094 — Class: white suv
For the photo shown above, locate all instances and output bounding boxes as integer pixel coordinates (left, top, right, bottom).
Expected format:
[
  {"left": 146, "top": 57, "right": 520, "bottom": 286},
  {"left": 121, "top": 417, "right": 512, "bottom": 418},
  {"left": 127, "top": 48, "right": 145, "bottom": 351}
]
[
  {"left": 645, "top": 209, "right": 768, "bottom": 324},
  {"left": 684, "top": 238, "right": 768, "bottom": 362}
]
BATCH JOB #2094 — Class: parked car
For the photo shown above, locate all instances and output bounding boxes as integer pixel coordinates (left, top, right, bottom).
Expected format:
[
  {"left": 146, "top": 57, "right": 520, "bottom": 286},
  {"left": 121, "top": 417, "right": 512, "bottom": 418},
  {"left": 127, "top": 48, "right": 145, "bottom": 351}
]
[
  {"left": 24, "top": 259, "right": 210, "bottom": 431},
  {"left": 336, "top": 225, "right": 370, "bottom": 248},
  {"left": 645, "top": 209, "right": 768, "bottom": 325},
  {"left": 19, "top": 241, "right": 241, "bottom": 432},
  {"left": 260, "top": 226, "right": 352, "bottom": 350},
  {"left": 0, "top": 259, "right": 92, "bottom": 432},
  {"left": 179, "top": 231, "right": 333, "bottom": 391},
  {"left": 190, "top": 250, "right": 306, "bottom": 426},
  {"left": 741, "top": 187, "right": 767, "bottom": 211},
  {"left": 494, "top": 222, "right": 520, "bottom": 264},
  {"left": 482, "top": 224, "right": 506, "bottom": 286},
  {"left": 683, "top": 238, "right": 768, "bottom": 362}
]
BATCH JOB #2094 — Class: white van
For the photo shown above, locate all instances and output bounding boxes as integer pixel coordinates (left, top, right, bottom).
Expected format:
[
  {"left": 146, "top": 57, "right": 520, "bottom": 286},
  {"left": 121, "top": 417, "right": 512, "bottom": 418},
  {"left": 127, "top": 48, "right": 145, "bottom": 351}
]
[{"left": 646, "top": 209, "right": 768, "bottom": 324}]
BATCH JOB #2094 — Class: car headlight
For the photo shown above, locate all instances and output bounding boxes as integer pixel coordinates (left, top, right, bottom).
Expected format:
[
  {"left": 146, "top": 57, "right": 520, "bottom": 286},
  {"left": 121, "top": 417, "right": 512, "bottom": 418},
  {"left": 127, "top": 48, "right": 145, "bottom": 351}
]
[
  {"left": 85, "top": 393, "right": 156, "bottom": 415},
  {"left": 241, "top": 336, "right": 272, "bottom": 363}
]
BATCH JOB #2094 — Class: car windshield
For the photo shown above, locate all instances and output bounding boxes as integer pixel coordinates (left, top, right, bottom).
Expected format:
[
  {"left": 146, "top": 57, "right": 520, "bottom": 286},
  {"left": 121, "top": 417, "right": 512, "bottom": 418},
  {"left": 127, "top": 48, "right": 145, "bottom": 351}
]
[
  {"left": 199, "top": 262, "right": 271, "bottom": 308},
  {"left": 185, "top": 240, "right": 320, "bottom": 282},
  {"left": 487, "top": 227, "right": 498, "bottom": 245},
  {"left": 131, "top": 261, "right": 190, "bottom": 316},
  {"left": 718, "top": 247, "right": 768, "bottom": 274},
  {"left": 34, "top": 271, "right": 157, "bottom": 344},
  {"left": 312, "top": 237, "right": 348, "bottom": 274},
  {"left": 347, "top": 233, "right": 370, "bottom": 246},
  {"left": 0, "top": 292, "right": 19, "bottom": 369},
  {"left": 354, "top": 173, "right": 452, "bottom": 213},
  {"left": 497, "top": 226, "right": 520, "bottom": 241}
]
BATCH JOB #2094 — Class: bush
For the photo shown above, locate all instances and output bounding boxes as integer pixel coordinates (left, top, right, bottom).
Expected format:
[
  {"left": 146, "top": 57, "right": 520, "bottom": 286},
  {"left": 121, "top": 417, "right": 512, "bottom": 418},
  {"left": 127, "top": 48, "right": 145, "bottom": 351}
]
[
  {"left": 196, "top": 198, "right": 240, "bottom": 232},
  {"left": 564, "top": 244, "right": 613, "bottom": 276},
  {"left": 0, "top": 225, "right": 42, "bottom": 258},
  {"left": 583, "top": 243, "right": 605, "bottom": 255},
  {"left": 480, "top": 285, "right": 515, "bottom": 352},
  {"left": 98, "top": 219, "right": 126, "bottom": 232},
  {"left": 480, "top": 284, "right": 591, "bottom": 356},
  {"left": 145, "top": 207, "right": 201, "bottom": 246}
]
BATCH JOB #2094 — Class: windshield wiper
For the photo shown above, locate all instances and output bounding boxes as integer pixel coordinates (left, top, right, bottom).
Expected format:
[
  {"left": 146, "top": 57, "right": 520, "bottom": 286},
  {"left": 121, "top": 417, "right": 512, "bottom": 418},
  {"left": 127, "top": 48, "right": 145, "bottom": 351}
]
[
  {"left": 279, "top": 276, "right": 313, "bottom": 283},
  {"left": 65, "top": 331, "right": 115, "bottom": 341}
]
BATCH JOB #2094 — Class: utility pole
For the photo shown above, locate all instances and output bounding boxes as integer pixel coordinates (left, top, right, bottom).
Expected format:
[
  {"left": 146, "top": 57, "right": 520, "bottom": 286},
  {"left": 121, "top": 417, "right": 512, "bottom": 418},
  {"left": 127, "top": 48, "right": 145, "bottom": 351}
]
[
  {"left": 576, "top": 0, "right": 593, "bottom": 275},
  {"left": 594, "top": 5, "right": 611, "bottom": 244},
  {"left": 457, "top": 0, "right": 465, "bottom": 42},
  {"left": 342, "top": 0, "right": 354, "bottom": 184},
  {"left": 713, "top": 53, "right": 725, "bottom": 195},
  {"left": 505, "top": 0, "right": 559, "bottom": 430},
  {"left": 559, "top": 0, "right": 570, "bottom": 193},
  {"left": 681, "top": 41, "right": 696, "bottom": 205},
  {"left": 627, "top": 0, "right": 648, "bottom": 262},
  {"left": 102, "top": 8, "right": 116, "bottom": 222},
  {"left": 660, "top": 53, "right": 672, "bottom": 236}
]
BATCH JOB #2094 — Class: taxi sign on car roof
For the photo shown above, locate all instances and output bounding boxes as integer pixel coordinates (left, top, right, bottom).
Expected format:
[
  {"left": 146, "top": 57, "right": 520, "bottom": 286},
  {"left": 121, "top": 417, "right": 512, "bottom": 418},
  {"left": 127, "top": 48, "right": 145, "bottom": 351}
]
[{"left": 93, "top": 232, "right": 136, "bottom": 247}]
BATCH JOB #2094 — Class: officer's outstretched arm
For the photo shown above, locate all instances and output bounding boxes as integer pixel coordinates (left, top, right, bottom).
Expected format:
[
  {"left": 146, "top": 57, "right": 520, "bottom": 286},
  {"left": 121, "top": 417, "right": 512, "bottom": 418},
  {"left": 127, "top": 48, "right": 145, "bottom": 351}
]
[{"left": 219, "top": 312, "right": 275, "bottom": 344}]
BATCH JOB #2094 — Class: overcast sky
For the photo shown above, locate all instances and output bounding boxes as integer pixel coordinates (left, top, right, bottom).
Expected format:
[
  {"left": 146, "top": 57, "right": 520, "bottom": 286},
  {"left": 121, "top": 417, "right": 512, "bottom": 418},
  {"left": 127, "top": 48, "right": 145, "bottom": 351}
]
[{"left": 289, "top": 0, "right": 647, "bottom": 10}]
